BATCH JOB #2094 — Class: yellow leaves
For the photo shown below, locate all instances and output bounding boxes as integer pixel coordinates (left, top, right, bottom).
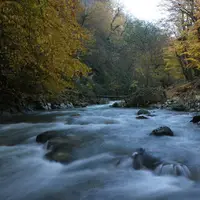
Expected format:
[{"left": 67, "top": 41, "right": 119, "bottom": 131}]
[{"left": 0, "top": 0, "right": 90, "bottom": 97}]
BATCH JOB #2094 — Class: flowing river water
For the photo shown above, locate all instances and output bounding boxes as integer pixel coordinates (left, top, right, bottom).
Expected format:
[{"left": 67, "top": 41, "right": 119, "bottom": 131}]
[{"left": 1, "top": 103, "right": 200, "bottom": 200}]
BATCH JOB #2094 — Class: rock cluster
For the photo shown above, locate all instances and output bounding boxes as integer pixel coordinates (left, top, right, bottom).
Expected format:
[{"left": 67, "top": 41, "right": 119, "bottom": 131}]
[
  {"left": 163, "top": 98, "right": 187, "bottom": 111},
  {"left": 164, "top": 95, "right": 200, "bottom": 112}
]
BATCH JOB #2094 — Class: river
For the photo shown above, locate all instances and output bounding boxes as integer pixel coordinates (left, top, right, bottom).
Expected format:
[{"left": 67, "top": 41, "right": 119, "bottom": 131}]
[{"left": 1, "top": 103, "right": 200, "bottom": 200}]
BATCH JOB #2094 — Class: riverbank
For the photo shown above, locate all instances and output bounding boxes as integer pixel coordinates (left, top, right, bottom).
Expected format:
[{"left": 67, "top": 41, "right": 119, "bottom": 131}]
[
  {"left": 164, "top": 80, "right": 200, "bottom": 112},
  {"left": 0, "top": 93, "right": 109, "bottom": 118}
]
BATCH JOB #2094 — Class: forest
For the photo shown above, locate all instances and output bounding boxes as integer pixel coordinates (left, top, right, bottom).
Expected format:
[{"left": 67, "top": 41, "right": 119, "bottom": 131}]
[{"left": 0, "top": 0, "right": 200, "bottom": 112}]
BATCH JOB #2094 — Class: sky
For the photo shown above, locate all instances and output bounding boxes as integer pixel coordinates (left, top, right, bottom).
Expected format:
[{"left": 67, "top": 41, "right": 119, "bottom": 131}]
[{"left": 121, "top": 0, "right": 163, "bottom": 21}]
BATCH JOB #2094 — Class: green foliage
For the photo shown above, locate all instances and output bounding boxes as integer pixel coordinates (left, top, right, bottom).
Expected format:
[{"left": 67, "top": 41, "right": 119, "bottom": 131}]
[
  {"left": 80, "top": 1, "right": 169, "bottom": 95},
  {"left": 0, "top": 0, "right": 90, "bottom": 107}
]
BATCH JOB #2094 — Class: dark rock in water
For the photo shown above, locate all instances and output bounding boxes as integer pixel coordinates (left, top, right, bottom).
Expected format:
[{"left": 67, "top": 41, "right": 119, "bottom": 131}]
[
  {"left": 131, "top": 148, "right": 191, "bottom": 179},
  {"left": 112, "top": 102, "right": 121, "bottom": 108},
  {"left": 36, "top": 131, "right": 65, "bottom": 143},
  {"left": 137, "top": 109, "right": 150, "bottom": 115},
  {"left": 191, "top": 115, "right": 200, "bottom": 123},
  {"left": 45, "top": 135, "right": 81, "bottom": 163},
  {"left": 150, "top": 126, "right": 174, "bottom": 136},
  {"left": 45, "top": 135, "right": 82, "bottom": 163},
  {"left": 111, "top": 101, "right": 125, "bottom": 108},
  {"left": 136, "top": 115, "right": 149, "bottom": 120},
  {"left": 171, "top": 104, "right": 187, "bottom": 111}
]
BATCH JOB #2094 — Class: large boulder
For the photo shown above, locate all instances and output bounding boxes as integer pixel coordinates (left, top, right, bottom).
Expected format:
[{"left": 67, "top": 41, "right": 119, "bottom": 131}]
[
  {"left": 150, "top": 126, "right": 174, "bottom": 137},
  {"left": 37, "top": 133, "right": 82, "bottom": 163},
  {"left": 45, "top": 135, "right": 81, "bottom": 163},
  {"left": 36, "top": 131, "right": 65, "bottom": 143},
  {"left": 191, "top": 115, "right": 200, "bottom": 123},
  {"left": 125, "top": 87, "right": 166, "bottom": 108},
  {"left": 137, "top": 109, "right": 150, "bottom": 115}
]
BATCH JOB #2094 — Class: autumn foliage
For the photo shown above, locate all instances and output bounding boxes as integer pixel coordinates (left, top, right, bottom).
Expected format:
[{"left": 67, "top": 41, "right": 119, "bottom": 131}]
[
  {"left": 164, "top": 0, "right": 200, "bottom": 81},
  {"left": 0, "top": 0, "right": 89, "bottom": 107}
]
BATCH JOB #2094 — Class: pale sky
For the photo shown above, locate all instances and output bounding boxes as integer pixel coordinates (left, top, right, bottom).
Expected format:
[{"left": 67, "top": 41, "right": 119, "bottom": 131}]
[{"left": 121, "top": 0, "right": 163, "bottom": 21}]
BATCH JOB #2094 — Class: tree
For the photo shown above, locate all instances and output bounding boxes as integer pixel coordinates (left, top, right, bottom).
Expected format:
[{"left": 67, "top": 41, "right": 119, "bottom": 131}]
[
  {"left": 161, "top": 0, "right": 200, "bottom": 81},
  {"left": 0, "top": 0, "right": 90, "bottom": 109}
]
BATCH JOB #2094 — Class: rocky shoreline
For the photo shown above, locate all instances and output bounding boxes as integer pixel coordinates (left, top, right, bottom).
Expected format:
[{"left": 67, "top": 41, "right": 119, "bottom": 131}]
[
  {"left": 0, "top": 98, "right": 109, "bottom": 117},
  {"left": 111, "top": 83, "right": 200, "bottom": 113}
]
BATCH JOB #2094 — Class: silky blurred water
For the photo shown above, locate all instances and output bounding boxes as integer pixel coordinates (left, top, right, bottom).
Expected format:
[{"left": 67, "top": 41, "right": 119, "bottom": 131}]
[{"left": 0, "top": 103, "right": 200, "bottom": 200}]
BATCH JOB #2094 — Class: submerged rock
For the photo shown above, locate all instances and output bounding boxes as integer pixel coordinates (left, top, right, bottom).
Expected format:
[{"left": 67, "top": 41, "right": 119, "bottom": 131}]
[
  {"left": 150, "top": 126, "right": 174, "bottom": 137},
  {"left": 137, "top": 109, "right": 150, "bottom": 115},
  {"left": 37, "top": 133, "right": 82, "bottom": 163},
  {"left": 36, "top": 131, "right": 65, "bottom": 143},
  {"left": 191, "top": 115, "right": 200, "bottom": 123},
  {"left": 112, "top": 102, "right": 120, "bottom": 108},
  {"left": 131, "top": 148, "right": 191, "bottom": 179},
  {"left": 45, "top": 135, "right": 81, "bottom": 163}
]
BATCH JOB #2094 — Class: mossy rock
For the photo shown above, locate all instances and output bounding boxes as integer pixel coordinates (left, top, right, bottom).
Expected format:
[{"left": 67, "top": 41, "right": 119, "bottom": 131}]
[{"left": 36, "top": 131, "right": 65, "bottom": 144}]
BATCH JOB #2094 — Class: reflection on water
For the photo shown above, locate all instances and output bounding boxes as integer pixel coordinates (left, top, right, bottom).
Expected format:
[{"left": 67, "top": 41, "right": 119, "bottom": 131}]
[{"left": 0, "top": 104, "right": 200, "bottom": 200}]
